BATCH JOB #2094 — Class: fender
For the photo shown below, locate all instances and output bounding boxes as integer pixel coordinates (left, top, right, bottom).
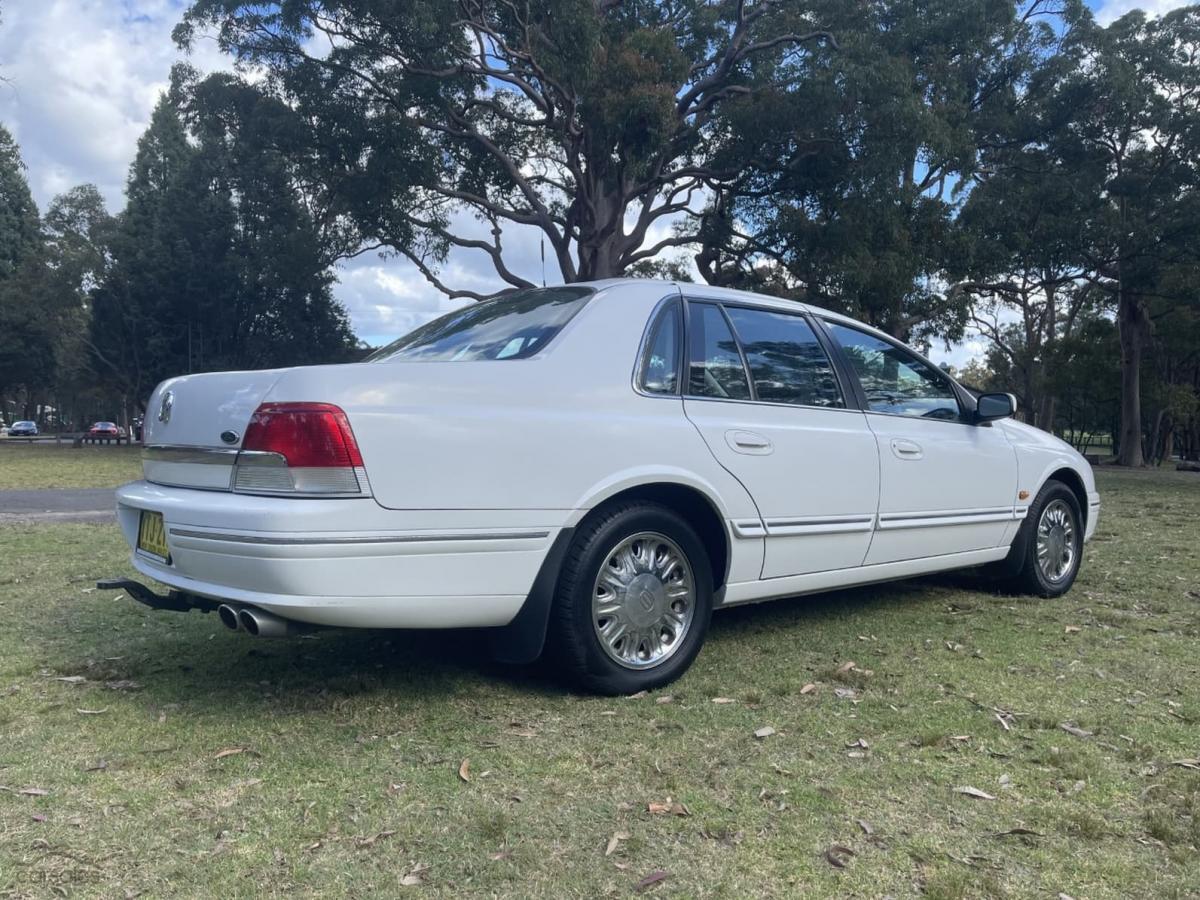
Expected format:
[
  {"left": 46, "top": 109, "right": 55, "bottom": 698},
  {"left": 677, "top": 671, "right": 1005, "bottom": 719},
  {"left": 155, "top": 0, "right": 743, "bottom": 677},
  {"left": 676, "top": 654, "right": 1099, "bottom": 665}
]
[{"left": 564, "top": 465, "right": 753, "bottom": 527}]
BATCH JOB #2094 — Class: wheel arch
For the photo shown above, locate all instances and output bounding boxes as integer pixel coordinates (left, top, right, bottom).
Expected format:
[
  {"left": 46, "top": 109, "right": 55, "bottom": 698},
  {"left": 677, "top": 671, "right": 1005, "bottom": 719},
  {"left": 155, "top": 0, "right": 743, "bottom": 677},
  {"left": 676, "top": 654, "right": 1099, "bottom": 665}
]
[
  {"left": 1041, "top": 466, "right": 1089, "bottom": 530},
  {"left": 996, "top": 463, "right": 1091, "bottom": 580},
  {"left": 487, "top": 477, "right": 734, "bottom": 666},
  {"left": 580, "top": 481, "right": 731, "bottom": 593}
]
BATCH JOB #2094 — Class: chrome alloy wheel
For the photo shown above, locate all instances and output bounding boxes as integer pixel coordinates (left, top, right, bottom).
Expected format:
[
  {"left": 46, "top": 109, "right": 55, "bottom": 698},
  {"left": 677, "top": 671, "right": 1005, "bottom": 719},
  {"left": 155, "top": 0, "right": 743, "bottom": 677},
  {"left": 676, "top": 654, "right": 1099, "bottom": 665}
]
[
  {"left": 591, "top": 531, "right": 696, "bottom": 670},
  {"left": 1036, "top": 498, "right": 1077, "bottom": 582}
]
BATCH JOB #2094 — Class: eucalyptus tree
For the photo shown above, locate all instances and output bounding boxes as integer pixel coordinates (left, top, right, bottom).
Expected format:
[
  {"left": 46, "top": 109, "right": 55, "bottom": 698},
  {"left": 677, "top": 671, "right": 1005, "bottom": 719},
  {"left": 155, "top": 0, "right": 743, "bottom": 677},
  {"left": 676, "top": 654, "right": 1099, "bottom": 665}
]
[
  {"left": 90, "top": 93, "right": 360, "bottom": 409},
  {"left": 1038, "top": 7, "right": 1200, "bottom": 465},
  {"left": 0, "top": 124, "right": 39, "bottom": 281},
  {"left": 175, "top": 0, "right": 838, "bottom": 298},
  {"left": 88, "top": 98, "right": 232, "bottom": 407},
  {"left": 0, "top": 124, "right": 45, "bottom": 415},
  {"left": 691, "top": 0, "right": 1074, "bottom": 341}
]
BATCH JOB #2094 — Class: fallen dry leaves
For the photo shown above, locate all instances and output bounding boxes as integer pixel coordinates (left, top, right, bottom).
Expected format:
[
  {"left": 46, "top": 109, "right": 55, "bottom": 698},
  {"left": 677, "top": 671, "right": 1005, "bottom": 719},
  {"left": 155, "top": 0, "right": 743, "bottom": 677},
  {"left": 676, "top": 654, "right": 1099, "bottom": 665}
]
[
  {"left": 458, "top": 758, "right": 471, "bottom": 782},
  {"left": 824, "top": 844, "right": 856, "bottom": 868},
  {"left": 634, "top": 870, "right": 669, "bottom": 892},
  {"left": 955, "top": 786, "right": 997, "bottom": 801},
  {"left": 400, "top": 863, "right": 430, "bottom": 886},
  {"left": 1059, "top": 723, "right": 1094, "bottom": 739},
  {"left": 605, "top": 831, "right": 630, "bottom": 856},
  {"left": 356, "top": 830, "right": 396, "bottom": 848},
  {"left": 647, "top": 799, "right": 690, "bottom": 817}
]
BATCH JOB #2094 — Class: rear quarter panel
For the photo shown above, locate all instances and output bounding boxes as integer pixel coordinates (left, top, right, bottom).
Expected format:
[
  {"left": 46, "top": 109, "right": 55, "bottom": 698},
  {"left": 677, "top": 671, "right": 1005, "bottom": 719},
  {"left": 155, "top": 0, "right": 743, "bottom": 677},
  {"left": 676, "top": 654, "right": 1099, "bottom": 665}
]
[{"left": 263, "top": 283, "right": 761, "bottom": 534}]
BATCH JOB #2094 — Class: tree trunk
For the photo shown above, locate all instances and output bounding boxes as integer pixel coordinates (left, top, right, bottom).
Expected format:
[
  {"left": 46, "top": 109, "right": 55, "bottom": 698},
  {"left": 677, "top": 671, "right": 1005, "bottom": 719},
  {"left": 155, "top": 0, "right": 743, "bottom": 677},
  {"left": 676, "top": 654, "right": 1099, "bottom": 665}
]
[
  {"left": 1160, "top": 416, "right": 1175, "bottom": 465},
  {"left": 1115, "top": 282, "right": 1146, "bottom": 467},
  {"left": 1148, "top": 407, "right": 1165, "bottom": 465}
]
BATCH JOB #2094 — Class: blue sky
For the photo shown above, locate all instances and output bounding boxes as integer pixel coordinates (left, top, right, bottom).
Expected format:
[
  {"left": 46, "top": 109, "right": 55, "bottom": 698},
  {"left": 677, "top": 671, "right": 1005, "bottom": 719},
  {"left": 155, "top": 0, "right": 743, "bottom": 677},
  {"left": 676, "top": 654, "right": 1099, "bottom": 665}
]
[{"left": 0, "top": 0, "right": 1185, "bottom": 363}]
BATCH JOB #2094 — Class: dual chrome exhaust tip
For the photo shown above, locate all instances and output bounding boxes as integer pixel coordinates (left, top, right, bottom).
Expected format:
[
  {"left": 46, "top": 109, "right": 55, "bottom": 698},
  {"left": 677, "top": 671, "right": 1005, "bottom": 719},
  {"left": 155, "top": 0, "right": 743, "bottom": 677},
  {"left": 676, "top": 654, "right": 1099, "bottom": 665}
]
[{"left": 217, "top": 603, "right": 305, "bottom": 638}]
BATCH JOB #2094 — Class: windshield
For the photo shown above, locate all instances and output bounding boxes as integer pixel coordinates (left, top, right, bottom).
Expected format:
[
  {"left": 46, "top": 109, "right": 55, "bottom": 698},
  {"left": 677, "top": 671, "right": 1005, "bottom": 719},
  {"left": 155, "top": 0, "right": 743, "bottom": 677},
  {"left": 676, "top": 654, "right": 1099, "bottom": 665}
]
[{"left": 366, "top": 286, "right": 594, "bottom": 362}]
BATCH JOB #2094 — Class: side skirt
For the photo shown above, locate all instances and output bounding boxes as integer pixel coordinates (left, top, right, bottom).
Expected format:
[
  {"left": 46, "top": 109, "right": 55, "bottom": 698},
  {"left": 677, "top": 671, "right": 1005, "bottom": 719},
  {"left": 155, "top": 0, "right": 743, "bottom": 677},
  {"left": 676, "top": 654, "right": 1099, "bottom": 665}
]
[{"left": 720, "top": 546, "right": 1009, "bottom": 607}]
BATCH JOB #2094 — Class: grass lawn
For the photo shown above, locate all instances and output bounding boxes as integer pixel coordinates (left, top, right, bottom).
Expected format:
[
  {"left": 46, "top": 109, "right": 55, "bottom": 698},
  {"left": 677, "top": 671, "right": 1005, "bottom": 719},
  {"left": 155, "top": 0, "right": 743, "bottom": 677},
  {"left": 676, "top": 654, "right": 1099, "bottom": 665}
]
[
  {"left": 1, "top": 468, "right": 1198, "bottom": 898},
  {"left": 0, "top": 443, "right": 143, "bottom": 490}
]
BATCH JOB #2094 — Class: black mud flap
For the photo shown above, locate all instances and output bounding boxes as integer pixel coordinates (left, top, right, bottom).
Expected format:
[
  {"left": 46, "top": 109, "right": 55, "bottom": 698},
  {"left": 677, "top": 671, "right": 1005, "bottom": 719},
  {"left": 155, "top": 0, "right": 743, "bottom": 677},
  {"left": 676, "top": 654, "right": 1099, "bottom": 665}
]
[
  {"left": 486, "top": 527, "right": 574, "bottom": 665},
  {"left": 96, "top": 578, "right": 220, "bottom": 614}
]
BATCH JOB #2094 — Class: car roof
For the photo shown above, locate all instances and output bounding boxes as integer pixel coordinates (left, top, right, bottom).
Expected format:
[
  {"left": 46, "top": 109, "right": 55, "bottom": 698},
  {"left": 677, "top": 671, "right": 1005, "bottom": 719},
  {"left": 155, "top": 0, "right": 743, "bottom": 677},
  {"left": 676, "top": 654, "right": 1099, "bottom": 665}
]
[{"left": 581, "top": 278, "right": 888, "bottom": 339}]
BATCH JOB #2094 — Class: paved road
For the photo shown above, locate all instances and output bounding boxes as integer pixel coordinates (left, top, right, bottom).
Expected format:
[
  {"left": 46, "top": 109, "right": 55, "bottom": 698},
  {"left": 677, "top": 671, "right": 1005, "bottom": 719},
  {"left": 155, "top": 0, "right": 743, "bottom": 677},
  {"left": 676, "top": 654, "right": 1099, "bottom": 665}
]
[{"left": 0, "top": 488, "right": 116, "bottom": 523}]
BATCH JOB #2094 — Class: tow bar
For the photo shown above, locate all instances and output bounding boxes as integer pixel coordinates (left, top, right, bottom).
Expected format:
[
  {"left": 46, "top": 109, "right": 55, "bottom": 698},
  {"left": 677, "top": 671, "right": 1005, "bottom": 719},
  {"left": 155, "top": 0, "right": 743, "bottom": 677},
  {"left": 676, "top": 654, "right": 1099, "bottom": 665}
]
[{"left": 96, "top": 578, "right": 219, "bottom": 614}]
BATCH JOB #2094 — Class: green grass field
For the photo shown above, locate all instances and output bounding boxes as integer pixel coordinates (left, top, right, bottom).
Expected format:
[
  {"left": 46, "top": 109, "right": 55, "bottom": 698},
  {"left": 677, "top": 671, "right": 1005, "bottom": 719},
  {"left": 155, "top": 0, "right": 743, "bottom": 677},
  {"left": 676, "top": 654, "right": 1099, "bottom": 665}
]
[
  {"left": 0, "top": 443, "right": 143, "bottom": 490},
  {"left": 1, "top": 468, "right": 1198, "bottom": 898}
]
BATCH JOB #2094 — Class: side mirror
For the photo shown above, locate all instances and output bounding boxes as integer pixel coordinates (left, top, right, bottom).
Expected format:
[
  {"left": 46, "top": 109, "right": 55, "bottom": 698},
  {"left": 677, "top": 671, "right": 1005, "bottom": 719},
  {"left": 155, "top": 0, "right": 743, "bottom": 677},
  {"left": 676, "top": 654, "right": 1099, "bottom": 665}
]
[{"left": 974, "top": 392, "right": 1016, "bottom": 423}]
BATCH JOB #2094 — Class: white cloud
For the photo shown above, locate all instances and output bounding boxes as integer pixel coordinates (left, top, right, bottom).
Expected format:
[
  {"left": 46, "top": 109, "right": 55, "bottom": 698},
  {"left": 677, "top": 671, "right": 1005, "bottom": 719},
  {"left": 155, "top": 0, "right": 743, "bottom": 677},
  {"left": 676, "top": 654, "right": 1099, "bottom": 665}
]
[
  {"left": 0, "top": 0, "right": 228, "bottom": 209},
  {"left": 1094, "top": 0, "right": 1192, "bottom": 26},
  {"left": 0, "top": 0, "right": 493, "bottom": 343}
]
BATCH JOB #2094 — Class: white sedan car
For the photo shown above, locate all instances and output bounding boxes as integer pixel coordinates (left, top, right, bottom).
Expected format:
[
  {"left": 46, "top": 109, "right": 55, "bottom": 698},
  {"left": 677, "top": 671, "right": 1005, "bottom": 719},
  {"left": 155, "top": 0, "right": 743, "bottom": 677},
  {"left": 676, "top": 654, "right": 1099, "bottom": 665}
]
[{"left": 105, "top": 279, "right": 1099, "bottom": 694}]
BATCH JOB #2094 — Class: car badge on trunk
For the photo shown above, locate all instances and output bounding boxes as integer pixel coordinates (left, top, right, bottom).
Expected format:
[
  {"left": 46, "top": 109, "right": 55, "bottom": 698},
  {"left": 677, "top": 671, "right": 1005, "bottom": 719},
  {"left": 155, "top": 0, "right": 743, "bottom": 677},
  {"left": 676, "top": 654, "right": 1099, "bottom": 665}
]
[{"left": 158, "top": 390, "right": 174, "bottom": 424}]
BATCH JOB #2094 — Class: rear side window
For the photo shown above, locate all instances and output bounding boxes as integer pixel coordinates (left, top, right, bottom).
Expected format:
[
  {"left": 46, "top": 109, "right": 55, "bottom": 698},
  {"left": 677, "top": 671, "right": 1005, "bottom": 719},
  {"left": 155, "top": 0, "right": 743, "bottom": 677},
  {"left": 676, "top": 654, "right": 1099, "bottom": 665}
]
[
  {"left": 367, "top": 286, "right": 593, "bottom": 362},
  {"left": 724, "top": 307, "right": 844, "bottom": 408},
  {"left": 638, "top": 300, "right": 682, "bottom": 394},
  {"left": 687, "top": 303, "right": 751, "bottom": 400}
]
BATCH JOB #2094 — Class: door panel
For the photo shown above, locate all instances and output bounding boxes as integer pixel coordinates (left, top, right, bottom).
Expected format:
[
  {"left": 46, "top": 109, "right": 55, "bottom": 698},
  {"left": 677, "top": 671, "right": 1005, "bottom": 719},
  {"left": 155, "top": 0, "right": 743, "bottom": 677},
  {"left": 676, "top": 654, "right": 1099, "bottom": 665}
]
[
  {"left": 823, "top": 321, "right": 1019, "bottom": 565},
  {"left": 863, "top": 415, "right": 1018, "bottom": 564},
  {"left": 686, "top": 401, "right": 880, "bottom": 577},
  {"left": 682, "top": 302, "right": 879, "bottom": 580}
]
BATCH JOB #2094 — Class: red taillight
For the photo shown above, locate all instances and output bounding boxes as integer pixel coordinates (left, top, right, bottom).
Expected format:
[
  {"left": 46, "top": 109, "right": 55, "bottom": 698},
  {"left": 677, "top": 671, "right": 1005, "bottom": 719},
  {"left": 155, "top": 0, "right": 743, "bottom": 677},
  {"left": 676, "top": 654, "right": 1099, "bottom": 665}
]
[{"left": 242, "top": 402, "right": 364, "bottom": 468}]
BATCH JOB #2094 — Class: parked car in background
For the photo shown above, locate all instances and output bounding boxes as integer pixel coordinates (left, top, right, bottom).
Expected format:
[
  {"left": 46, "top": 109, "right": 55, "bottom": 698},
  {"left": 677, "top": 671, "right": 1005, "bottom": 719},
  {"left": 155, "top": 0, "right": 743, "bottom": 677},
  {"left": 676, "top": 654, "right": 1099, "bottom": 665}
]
[
  {"left": 8, "top": 421, "right": 38, "bottom": 437},
  {"left": 88, "top": 421, "right": 121, "bottom": 439},
  {"left": 0, "top": 422, "right": 8, "bottom": 435},
  {"left": 105, "top": 280, "right": 1100, "bottom": 694}
]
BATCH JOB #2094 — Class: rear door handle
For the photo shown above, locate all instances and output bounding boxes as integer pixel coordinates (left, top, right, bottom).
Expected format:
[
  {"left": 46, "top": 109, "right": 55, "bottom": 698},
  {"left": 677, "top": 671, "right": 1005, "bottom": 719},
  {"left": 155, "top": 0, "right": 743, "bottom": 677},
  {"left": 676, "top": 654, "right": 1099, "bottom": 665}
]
[
  {"left": 891, "top": 439, "right": 923, "bottom": 460},
  {"left": 726, "top": 430, "right": 773, "bottom": 455}
]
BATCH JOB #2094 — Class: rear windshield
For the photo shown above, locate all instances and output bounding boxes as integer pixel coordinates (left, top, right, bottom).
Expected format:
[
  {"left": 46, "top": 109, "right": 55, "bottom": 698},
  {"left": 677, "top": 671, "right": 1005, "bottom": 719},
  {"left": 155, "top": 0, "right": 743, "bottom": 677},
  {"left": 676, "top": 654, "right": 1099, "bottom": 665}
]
[{"left": 367, "top": 286, "right": 594, "bottom": 362}]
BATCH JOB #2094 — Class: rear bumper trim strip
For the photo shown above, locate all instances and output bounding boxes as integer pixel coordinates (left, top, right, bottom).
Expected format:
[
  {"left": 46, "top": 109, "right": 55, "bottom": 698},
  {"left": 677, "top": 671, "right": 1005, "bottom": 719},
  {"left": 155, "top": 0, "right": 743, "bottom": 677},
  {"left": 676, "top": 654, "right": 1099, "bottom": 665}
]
[{"left": 167, "top": 528, "right": 551, "bottom": 546}]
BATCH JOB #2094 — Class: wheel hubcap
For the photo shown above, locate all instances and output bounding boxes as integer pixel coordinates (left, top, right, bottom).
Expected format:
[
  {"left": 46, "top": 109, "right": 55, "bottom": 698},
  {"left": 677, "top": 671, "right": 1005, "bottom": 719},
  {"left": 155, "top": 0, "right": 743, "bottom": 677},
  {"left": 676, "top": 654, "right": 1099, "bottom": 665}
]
[
  {"left": 1036, "top": 499, "right": 1077, "bottom": 582},
  {"left": 592, "top": 531, "right": 695, "bottom": 670}
]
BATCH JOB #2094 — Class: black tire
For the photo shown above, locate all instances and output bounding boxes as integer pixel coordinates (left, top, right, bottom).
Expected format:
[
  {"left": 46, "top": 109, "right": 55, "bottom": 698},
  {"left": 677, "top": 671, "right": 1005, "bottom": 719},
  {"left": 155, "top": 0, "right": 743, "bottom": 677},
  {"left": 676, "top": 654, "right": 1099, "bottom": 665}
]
[
  {"left": 1005, "top": 479, "right": 1084, "bottom": 597},
  {"left": 547, "top": 501, "right": 714, "bottom": 695}
]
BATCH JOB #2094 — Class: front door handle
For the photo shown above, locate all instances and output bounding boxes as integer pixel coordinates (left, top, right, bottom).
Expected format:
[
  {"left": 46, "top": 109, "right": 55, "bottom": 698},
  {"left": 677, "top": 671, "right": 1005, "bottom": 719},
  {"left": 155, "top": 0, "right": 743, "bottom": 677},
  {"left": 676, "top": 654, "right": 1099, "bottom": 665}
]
[
  {"left": 891, "top": 439, "right": 923, "bottom": 460},
  {"left": 726, "top": 430, "right": 773, "bottom": 455}
]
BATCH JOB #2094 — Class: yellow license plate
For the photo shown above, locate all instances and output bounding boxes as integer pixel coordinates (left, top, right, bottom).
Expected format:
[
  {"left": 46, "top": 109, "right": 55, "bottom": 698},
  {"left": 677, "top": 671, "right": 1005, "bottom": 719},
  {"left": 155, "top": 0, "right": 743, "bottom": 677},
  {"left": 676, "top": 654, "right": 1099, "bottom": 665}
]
[{"left": 136, "top": 511, "right": 170, "bottom": 562}]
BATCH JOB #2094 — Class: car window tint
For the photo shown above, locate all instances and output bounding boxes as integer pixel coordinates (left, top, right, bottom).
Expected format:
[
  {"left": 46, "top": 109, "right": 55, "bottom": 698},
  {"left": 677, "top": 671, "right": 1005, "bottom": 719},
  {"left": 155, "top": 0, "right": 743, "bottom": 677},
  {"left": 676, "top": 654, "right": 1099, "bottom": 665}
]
[
  {"left": 367, "top": 286, "right": 593, "bottom": 362},
  {"left": 687, "top": 303, "right": 751, "bottom": 400},
  {"left": 827, "top": 323, "right": 961, "bottom": 421},
  {"left": 724, "top": 307, "right": 844, "bottom": 408},
  {"left": 639, "top": 300, "right": 682, "bottom": 394}
]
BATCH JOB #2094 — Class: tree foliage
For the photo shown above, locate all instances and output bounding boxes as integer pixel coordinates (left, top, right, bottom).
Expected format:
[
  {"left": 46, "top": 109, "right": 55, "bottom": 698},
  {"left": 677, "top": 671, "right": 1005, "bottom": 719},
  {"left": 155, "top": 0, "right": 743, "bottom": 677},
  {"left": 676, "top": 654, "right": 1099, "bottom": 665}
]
[
  {"left": 694, "top": 0, "right": 1073, "bottom": 340},
  {"left": 89, "top": 95, "right": 359, "bottom": 410},
  {"left": 961, "top": 4, "right": 1200, "bottom": 464},
  {"left": 176, "top": 0, "right": 839, "bottom": 296}
]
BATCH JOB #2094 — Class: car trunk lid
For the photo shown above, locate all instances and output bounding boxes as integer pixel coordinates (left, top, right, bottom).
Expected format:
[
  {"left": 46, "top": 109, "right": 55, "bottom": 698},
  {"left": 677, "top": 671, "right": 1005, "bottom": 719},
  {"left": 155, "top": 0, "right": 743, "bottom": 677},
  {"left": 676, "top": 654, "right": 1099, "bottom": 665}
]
[{"left": 141, "top": 369, "right": 287, "bottom": 490}]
